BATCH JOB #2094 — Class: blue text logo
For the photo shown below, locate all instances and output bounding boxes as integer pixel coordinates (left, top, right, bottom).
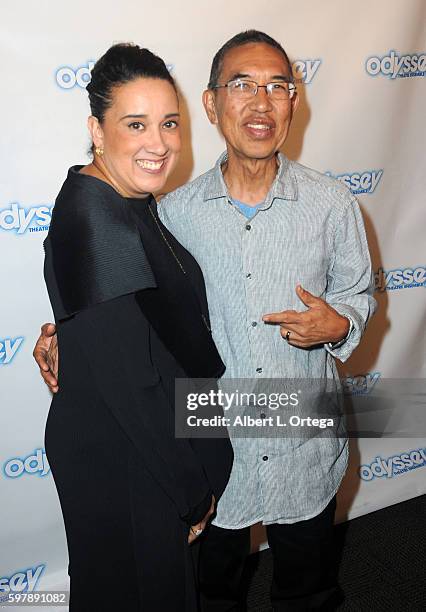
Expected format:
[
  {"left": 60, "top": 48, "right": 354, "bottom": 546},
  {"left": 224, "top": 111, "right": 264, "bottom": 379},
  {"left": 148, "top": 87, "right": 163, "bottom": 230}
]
[
  {"left": 366, "top": 50, "right": 426, "bottom": 79},
  {"left": 56, "top": 60, "right": 174, "bottom": 90},
  {"left": 292, "top": 59, "right": 321, "bottom": 84},
  {"left": 360, "top": 447, "right": 426, "bottom": 481},
  {"left": 0, "top": 203, "right": 53, "bottom": 235},
  {"left": 3, "top": 449, "right": 50, "bottom": 479},
  {"left": 0, "top": 337, "right": 24, "bottom": 365},
  {"left": 375, "top": 265, "right": 426, "bottom": 291},
  {"left": 0, "top": 565, "right": 45, "bottom": 596},
  {"left": 55, "top": 61, "right": 95, "bottom": 89},
  {"left": 343, "top": 372, "right": 381, "bottom": 396},
  {"left": 326, "top": 169, "right": 383, "bottom": 194}
]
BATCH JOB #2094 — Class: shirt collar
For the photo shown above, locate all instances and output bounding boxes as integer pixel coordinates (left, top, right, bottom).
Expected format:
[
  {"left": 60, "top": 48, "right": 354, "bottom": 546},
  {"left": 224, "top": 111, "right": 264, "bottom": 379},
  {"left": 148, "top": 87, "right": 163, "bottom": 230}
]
[{"left": 202, "top": 151, "right": 298, "bottom": 205}]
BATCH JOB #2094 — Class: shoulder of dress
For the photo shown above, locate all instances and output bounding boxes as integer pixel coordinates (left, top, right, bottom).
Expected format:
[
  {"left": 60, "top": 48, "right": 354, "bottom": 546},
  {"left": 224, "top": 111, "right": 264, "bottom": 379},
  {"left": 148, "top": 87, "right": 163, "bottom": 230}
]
[{"left": 53, "top": 174, "right": 126, "bottom": 227}]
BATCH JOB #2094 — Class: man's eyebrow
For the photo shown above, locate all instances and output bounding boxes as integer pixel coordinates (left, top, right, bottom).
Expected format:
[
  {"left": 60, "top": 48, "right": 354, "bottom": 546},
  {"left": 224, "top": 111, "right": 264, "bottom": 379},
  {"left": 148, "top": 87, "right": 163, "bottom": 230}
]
[
  {"left": 270, "top": 74, "right": 293, "bottom": 81},
  {"left": 228, "top": 73, "right": 251, "bottom": 81},
  {"left": 226, "top": 73, "right": 292, "bottom": 82},
  {"left": 120, "top": 112, "right": 180, "bottom": 120}
]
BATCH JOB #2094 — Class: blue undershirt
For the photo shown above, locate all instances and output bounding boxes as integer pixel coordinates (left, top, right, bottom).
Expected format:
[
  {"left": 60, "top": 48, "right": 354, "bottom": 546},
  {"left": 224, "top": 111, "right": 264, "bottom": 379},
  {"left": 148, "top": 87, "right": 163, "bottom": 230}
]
[{"left": 231, "top": 199, "right": 263, "bottom": 219}]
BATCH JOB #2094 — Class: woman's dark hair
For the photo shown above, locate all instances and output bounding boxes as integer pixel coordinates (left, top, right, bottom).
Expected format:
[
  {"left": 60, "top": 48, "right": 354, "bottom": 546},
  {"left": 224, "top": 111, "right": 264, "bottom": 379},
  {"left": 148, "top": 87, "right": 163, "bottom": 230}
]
[
  {"left": 86, "top": 43, "right": 176, "bottom": 123},
  {"left": 208, "top": 30, "right": 292, "bottom": 89}
]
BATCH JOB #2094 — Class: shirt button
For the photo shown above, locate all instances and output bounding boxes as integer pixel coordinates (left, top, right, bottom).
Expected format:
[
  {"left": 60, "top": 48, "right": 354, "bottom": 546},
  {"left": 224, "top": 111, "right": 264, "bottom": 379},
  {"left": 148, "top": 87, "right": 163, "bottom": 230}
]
[
  {"left": 246, "top": 224, "right": 251, "bottom": 231},
  {"left": 256, "top": 367, "right": 263, "bottom": 374},
  {"left": 262, "top": 455, "right": 269, "bottom": 461},
  {"left": 246, "top": 273, "right": 252, "bottom": 279},
  {"left": 260, "top": 413, "right": 266, "bottom": 419},
  {"left": 251, "top": 321, "right": 257, "bottom": 327}
]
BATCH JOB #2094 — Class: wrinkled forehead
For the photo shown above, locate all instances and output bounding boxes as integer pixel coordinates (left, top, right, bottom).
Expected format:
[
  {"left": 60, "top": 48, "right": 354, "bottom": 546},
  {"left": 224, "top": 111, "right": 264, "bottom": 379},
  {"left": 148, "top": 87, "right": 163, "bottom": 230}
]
[{"left": 219, "top": 43, "right": 292, "bottom": 82}]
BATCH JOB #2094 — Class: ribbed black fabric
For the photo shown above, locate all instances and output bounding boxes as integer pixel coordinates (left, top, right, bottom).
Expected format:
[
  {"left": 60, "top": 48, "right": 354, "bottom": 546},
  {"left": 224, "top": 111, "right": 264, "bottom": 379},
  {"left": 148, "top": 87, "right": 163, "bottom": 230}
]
[{"left": 44, "top": 166, "right": 156, "bottom": 320}]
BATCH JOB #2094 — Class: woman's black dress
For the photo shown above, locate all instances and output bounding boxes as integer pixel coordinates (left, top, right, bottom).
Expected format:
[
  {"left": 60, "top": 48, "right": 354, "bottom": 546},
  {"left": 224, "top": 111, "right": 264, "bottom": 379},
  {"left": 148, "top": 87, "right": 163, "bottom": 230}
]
[{"left": 43, "top": 168, "right": 233, "bottom": 611}]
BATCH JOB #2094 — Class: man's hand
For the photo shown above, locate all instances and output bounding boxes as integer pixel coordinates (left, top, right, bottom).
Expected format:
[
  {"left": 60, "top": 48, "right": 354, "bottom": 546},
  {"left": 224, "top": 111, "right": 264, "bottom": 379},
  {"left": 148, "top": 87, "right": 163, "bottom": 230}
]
[
  {"left": 188, "top": 495, "right": 215, "bottom": 544},
  {"left": 262, "top": 285, "right": 350, "bottom": 348},
  {"left": 33, "top": 323, "right": 59, "bottom": 393}
]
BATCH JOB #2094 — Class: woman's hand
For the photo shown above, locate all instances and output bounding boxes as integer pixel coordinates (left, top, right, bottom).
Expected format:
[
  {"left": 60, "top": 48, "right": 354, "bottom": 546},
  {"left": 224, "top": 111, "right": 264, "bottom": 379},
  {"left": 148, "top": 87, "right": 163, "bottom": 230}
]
[
  {"left": 188, "top": 495, "right": 215, "bottom": 544},
  {"left": 33, "top": 323, "right": 59, "bottom": 393}
]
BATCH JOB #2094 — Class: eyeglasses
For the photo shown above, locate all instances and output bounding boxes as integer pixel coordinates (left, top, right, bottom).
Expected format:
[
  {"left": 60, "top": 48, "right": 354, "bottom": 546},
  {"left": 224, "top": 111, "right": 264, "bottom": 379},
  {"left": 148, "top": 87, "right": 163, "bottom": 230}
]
[{"left": 212, "top": 78, "right": 297, "bottom": 100}]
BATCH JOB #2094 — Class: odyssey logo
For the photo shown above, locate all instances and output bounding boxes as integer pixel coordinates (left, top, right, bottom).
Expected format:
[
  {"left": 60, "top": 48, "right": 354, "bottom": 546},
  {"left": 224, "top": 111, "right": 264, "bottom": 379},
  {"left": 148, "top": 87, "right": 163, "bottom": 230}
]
[
  {"left": 375, "top": 265, "right": 426, "bottom": 292},
  {"left": 55, "top": 61, "right": 95, "bottom": 89},
  {"left": 292, "top": 59, "right": 321, "bottom": 84},
  {"left": 326, "top": 169, "right": 383, "bottom": 195},
  {"left": 3, "top": 449, "right": 50, "bottom": 479},
  {"left": 0, "top": 203, "right": 53, "bottom": 235},
  {"left": 342, "top": 372, "right": 381, "bottom": 396},
  {"left": 56, "top": 59, "right": 174, "bottom": 90},
  {"left": 360, "top": 447, "right": 426, "bottom": 481},
  {"left": 0, "top": 564, "right": 45, "bottom": 596},
  {"left": 0, "top": 337, "right": 24, "bottom": 365},
  {"left": 366, "top": 50, "right": 426, "bottom": 79}
]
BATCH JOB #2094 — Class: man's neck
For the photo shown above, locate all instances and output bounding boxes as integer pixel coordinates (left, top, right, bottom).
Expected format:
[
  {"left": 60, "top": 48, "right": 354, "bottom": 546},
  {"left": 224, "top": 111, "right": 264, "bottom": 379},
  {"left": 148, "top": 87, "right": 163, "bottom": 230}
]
[{"left": 222, "top": 152, "right": 279, "bottom": 205}]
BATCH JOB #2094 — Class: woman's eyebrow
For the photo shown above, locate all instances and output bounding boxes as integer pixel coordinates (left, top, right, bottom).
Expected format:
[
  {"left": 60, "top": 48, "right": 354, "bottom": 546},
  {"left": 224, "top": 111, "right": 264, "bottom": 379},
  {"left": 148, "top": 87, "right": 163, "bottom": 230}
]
[{"left": 120, "top": 112, "right": 180, "bottom": 120}]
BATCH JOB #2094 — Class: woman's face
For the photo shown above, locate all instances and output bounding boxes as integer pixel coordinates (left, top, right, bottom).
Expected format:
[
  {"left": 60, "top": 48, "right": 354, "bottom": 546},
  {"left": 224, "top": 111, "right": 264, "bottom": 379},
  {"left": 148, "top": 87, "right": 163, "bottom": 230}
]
[{"left": 90, "top": 77, "right": 181, "bottom": 196}]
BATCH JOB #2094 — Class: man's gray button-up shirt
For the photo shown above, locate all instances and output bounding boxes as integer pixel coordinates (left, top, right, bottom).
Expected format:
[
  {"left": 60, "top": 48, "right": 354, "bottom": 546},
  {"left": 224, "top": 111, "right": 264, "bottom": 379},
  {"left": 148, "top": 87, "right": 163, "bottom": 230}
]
[{"left": 158, "top": 152, "right": 376, "bottom": 528}]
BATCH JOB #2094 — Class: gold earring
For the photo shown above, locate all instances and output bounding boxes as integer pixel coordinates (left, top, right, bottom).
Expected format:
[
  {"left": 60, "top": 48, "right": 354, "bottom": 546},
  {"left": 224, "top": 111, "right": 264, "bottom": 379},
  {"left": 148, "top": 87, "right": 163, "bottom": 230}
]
[{"left": 95, "top": 147, "right": 104, "bottom": 156}]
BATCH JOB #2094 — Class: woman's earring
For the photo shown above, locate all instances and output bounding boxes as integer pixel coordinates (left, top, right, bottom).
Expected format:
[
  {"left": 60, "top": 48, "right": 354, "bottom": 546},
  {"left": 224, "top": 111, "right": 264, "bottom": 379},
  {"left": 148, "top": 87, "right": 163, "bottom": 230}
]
[{"left": 95, "top": 147, "right": 104, "bottom": 156}]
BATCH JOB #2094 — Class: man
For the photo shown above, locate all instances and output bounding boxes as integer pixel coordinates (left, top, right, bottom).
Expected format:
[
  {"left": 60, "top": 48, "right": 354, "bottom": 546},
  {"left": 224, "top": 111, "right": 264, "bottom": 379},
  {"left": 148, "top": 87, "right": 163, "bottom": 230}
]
[{"left": 35, "top": 31, "right": 376, "bottom": 611}]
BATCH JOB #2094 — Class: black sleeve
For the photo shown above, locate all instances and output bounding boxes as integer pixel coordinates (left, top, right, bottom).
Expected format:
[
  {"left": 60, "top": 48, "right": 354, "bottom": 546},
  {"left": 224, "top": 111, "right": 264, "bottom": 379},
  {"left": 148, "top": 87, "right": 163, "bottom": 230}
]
[{"left": 66, "top": 292, "right": 212, "bottom": 525}]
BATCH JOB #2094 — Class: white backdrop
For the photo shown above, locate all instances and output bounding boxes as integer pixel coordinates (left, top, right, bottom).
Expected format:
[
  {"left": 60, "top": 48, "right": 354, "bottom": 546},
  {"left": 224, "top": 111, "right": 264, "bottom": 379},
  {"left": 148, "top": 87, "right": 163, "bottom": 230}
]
[{"left": 1, "top": 0, "right": 426, "bottom": 600}]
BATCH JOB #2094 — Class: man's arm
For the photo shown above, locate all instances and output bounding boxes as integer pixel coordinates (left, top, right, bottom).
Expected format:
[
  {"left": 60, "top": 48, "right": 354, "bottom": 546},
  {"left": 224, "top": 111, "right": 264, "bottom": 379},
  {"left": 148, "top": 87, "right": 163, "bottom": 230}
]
[
  {"left": 263, "top": 197, "right": 376, "bottom": 360},
  {"left": 323, "top": 196, "right": 376, "bottom": 361},
  {"left": 33, "top": 323, "right": 59, "bottom": 392}
]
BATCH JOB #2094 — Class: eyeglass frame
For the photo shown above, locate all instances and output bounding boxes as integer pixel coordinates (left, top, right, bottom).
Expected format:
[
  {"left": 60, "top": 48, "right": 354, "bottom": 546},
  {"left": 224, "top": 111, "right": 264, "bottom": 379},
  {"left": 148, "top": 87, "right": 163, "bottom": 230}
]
[{"left": 211, "top": 78, "right": 297, "bottom": 100}]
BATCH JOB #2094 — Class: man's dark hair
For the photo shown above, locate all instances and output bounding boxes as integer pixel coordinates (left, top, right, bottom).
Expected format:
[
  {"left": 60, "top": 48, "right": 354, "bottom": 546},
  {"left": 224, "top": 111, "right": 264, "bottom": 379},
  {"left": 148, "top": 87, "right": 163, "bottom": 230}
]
[
  {"left": 86, "top": 43, "right": 176, "bottom": 123},
  {"left": 207, "top": 30, "right": 292, "bottom": 89}
]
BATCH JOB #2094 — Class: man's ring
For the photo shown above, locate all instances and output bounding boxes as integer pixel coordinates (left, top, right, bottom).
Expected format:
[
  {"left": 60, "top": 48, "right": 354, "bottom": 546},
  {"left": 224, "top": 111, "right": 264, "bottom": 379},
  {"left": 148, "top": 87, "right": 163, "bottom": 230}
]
[
  {"left": 285, "top": 330, "right": 291, "bottom": 342},
  {"left": 191, "top": 527, "right": 203, "bottom": 537}
]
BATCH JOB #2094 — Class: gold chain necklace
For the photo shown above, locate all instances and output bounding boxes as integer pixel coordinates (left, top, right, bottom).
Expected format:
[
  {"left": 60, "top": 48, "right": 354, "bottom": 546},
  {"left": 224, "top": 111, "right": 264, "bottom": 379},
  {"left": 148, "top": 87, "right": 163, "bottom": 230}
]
[
  {"left": 92, "top": 160, "right": 129, "bottom": 198},
  {"left": 147, "top": 203, "right": 187, "bottom": 276},
  {"left": 147, "top": 202, "right": 212, "bottom": 332}
]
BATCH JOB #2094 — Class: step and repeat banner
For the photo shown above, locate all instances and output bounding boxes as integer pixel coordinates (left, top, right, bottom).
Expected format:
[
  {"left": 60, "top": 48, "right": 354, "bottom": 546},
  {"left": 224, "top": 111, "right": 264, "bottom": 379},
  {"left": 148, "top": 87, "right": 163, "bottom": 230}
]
[{"left": 1, "top": 0, "right": 425, "bottom": 600}]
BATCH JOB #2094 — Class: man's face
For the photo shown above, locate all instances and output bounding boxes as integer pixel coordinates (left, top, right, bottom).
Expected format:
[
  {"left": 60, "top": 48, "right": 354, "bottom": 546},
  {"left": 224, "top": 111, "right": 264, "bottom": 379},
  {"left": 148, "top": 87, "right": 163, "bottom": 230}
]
[{"left": 203, "top": 42, "right": 298, "bottom": 162}]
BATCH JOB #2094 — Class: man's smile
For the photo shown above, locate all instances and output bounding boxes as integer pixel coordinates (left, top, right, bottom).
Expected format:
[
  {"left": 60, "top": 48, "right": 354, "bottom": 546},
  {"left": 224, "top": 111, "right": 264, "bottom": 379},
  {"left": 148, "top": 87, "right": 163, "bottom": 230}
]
[{"left": 243, "top": 117, "right": 275, "bottom": 139}]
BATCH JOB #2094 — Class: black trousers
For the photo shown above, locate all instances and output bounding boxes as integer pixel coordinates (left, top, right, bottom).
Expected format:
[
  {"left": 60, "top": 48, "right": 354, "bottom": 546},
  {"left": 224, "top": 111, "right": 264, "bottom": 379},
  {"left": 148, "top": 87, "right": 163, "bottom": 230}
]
[{"left": 198, "top": 496, "right": 339, "bottom": 612}]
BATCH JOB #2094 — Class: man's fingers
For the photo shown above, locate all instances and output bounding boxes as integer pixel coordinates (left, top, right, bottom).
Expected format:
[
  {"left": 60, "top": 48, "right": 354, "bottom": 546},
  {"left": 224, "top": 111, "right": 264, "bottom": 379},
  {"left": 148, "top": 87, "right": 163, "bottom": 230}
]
[
  {"left": 41, "top": 370, "right": 56, "bottom": 386},
  {"left": 33, "top": 345, "right": 50, "bottom": 370},
  {"left": 295, "top": 284, "right": 318, "bottom": 307},
  {"left": 40, "top": 368, "right": 59, "bottom": 393},
  {"left": 280, "top": 327, "right": 322, "bottom": 348},
  {"left": 41, "top": 323, "right": 57, "bottom": 337},
  {"left": 280, "top": 327, "right": 304, "bottom": 343},
  {"left": 33, "top": 323, "right": 57, "bottom": 372},
  {"left": 263, "top": 310, "right": 301, "bottom": 324},
  {"left": 34, "top": 353, "right": 50, "bottom": 371}
]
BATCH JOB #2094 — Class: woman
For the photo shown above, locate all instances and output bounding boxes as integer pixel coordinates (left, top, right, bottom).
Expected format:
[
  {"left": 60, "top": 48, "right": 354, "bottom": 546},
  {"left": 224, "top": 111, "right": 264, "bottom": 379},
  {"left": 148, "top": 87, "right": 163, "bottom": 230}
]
[{"left": 42, "top": 43, "right": 232, "bottom": 611}]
